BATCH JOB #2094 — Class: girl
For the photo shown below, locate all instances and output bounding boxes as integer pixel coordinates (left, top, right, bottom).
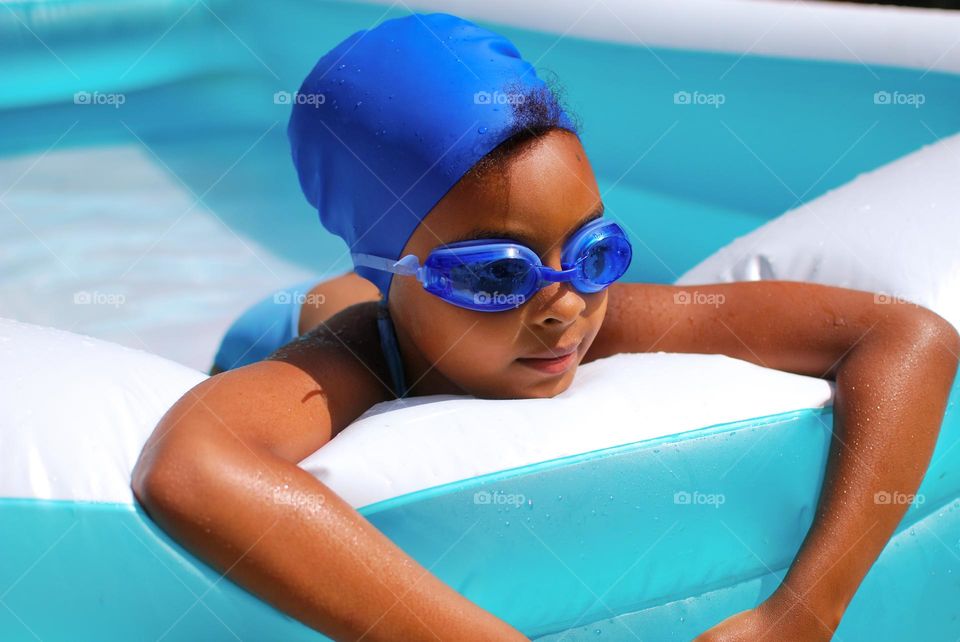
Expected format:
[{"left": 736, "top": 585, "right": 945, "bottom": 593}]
[{"left": 132, "top": 13, "right": 959, "bottom": 641}]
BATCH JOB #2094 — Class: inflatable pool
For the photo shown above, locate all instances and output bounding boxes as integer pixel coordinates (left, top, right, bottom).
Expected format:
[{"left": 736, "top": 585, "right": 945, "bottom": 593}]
[{"left": 2, "top": 0, "right": 960, "bottom": 640}]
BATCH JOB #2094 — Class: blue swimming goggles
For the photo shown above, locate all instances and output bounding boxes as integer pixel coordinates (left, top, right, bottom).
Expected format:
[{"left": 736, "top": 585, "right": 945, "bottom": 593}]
[{"left": 351, "top": 218, "right": 633, "bottom": 312}]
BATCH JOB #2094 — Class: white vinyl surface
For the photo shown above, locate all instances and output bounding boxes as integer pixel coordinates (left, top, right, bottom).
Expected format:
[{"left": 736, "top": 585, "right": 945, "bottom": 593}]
[
  {"left": 0, "top": 317, "right": 832, "bottom": 507},
  {"left": 678, "top": 132, "right": 960, "bottom": 332}
]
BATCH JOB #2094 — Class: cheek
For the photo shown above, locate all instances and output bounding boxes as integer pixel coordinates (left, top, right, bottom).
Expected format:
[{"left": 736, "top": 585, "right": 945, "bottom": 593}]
[
  {"left": 456, "top": 320, "right": 519, "bottom": 367},
  {"left": 412, "top": 303, "right": 520, "bottom": 378},
  {"left": 583, "top": 292, "right": 609, "bottom": 346},
  {"left": 435, "top": 311, "right": 518, "bottom": 367}
]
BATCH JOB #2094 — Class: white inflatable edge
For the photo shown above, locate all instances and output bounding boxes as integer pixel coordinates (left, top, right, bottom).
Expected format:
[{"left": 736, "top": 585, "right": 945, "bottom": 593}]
[
  {"left": 301, "top": 351, "right": 834, "bottom": 509},
  {"left": 0, "top": 318, "right": 208, "bottom": 506},
  {"left": 676, "top": 132, "right": 960, "bottom": 333},
  {"left": 1, "top": 318, "right": 833, "bottom": 509},
  {"left": 382, "top": 0, "right": 960, "bottom": 75}
]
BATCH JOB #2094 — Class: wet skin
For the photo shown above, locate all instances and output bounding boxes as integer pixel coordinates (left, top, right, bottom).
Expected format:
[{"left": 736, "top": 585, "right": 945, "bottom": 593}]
[{"left": 134, "top": 130, "right": 960, "bottom": 641}]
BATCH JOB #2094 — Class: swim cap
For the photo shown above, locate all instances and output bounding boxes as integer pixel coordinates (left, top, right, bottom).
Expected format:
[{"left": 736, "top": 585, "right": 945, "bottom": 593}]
[{"left": 288, "top": 12, "right": 576, "bottom": 300}]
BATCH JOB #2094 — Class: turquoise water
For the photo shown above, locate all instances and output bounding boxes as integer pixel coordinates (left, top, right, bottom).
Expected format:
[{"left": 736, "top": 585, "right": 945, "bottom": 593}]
[
  {"left": 3, "top": 0, "right": 959, "bottom": 284},
  {"left": 3, "top": 1, "right": 960, "bottom": 639},
  {"left": 5, "top": 394, "right": 960, "bottom": 640}
]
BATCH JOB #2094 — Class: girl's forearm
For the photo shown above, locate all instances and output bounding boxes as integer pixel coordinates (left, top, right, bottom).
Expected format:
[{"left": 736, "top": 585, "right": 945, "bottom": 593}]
[
  {"left": 770, "top": 317, "right": 959, "bottom": 627},
  {"left": 133, "top": 434, "right": 526, "bottom": 642}
]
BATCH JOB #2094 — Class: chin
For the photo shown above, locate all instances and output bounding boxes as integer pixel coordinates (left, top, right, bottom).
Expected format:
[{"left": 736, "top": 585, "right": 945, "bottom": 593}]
[
  {"left": 508, "top": 368, "right": 578, "bottom": 399},
  {"left": 460, "top": 362, "right": 579, "bottom": 399}
]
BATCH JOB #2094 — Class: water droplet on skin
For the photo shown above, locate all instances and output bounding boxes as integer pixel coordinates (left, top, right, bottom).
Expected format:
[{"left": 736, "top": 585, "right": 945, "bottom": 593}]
[
  {"left": 339, "top": 79, "right": 344, "bottom": 85},
  {"left": 504, "top": 521, "right": 510, "bottom": 527},
  {"left": 354, "top": 101, "right": 362, "bottom": 109},
  {"left": 477, "top": 126, "right": 487, "bottom": 134},
  {"left": 594, "top": 629, "right": 602, "bottom": 635},
  {"left": 338, "top": 63, "right": 346, "bottom": 70}
]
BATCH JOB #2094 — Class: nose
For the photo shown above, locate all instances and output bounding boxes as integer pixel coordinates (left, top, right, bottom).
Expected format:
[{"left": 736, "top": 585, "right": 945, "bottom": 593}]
[
  {"left": 528, "top": 249, "right": 583, "bottom": 324},
  {"left": 529, "top": 257, "right": 586, "bottom": 326}
]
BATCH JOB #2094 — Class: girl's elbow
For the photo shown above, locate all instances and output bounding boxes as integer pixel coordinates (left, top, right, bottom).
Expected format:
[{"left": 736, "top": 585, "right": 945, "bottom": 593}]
[
  {"left": 131, "top": 431, "right": 220, "bottom": 519},
  {"left": 912, "top": 307, "right": 959, "bottom": 361}
]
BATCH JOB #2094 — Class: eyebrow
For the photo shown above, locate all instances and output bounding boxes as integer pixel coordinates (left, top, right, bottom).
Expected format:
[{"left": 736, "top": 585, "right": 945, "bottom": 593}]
[{"left": 446, "top": 202, "right": 606, "bottom": 248}]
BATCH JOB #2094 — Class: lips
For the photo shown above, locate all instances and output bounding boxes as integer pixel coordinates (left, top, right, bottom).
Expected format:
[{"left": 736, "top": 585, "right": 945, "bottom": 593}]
[
  {"left": 516, "top": 342, "right": 580, "bottom": 375},
  {"left": 521, "top": 344, "right": 579, "bottom": 360}
]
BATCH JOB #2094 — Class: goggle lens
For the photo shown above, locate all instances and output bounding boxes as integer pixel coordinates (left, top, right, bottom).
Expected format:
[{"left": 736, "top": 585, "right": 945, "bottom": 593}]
[
  {"left": 420, "top": 219, "right": 632, "bottom": 311},
  {"left": 574, "top": 233, "right": 632, "bottom": 292},
  {"left": 447, "top": 258, "right": 537, "bottom": 309}
]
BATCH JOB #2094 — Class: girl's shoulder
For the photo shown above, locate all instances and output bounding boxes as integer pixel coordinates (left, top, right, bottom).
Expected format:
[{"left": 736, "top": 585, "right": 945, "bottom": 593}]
[{"left": 268, "top": 300, "right": 396, "bottom": 435}]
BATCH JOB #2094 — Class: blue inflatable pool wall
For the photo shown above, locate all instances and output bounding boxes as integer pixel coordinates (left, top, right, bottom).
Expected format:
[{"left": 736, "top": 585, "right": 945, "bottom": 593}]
[{"left": 2, "top": 1, "right": 960, "bottom": 640}]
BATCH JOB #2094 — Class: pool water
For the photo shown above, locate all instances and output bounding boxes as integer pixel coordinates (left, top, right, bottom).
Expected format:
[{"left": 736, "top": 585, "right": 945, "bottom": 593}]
[
  {"left": 3, "top": 0, "right": 959, "bottom": 370},
  {"left": 5, "top": 6, "right": 960, "bottom": 639},
  {"left": 3, "top": 0, "right": 959, "bottom": 371}
]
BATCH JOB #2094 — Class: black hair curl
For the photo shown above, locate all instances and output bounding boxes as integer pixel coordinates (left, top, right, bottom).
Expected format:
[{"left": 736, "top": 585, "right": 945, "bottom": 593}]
[{"left": 465, "top": 71, "right": 581, "bottom": 181}]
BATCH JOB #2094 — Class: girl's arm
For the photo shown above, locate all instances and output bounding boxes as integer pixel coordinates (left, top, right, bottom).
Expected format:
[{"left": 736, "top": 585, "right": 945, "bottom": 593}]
[
  {"left": 131, "top": 305, "right": 526, "bottom": 642},
  {"left": 590, "top": 280, "right": 960, "bottom": 641}
]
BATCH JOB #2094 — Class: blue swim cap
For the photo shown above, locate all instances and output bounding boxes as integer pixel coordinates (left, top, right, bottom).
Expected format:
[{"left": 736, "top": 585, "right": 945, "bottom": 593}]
[{"left": 288, "top": 12, "right": 576, "bottom": 300}]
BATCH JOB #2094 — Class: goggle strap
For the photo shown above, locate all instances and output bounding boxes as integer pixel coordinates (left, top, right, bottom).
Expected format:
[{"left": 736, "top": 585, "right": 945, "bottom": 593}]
[{"left": 352, "top": 252, "right": 421, "bottom": 276}]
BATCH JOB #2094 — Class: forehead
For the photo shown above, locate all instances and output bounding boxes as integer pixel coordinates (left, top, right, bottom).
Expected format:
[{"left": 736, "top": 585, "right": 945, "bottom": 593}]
[{"left": 410, "top": 130, "right": 602, "bottom": 254}]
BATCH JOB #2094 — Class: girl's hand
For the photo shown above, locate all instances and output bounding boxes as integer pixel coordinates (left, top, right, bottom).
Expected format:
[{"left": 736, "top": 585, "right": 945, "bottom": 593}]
[
  {"left": 595, "top": 281, "right": 959, "bottom": 642},
  {"left": 693, "top": 592, "right": 837, "bottom": 642}
]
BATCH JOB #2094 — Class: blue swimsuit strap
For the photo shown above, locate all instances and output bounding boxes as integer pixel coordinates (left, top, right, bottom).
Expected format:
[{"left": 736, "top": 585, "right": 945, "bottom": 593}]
[{"left": 376, "top": 300, "right": 409, "bottom": 399}]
